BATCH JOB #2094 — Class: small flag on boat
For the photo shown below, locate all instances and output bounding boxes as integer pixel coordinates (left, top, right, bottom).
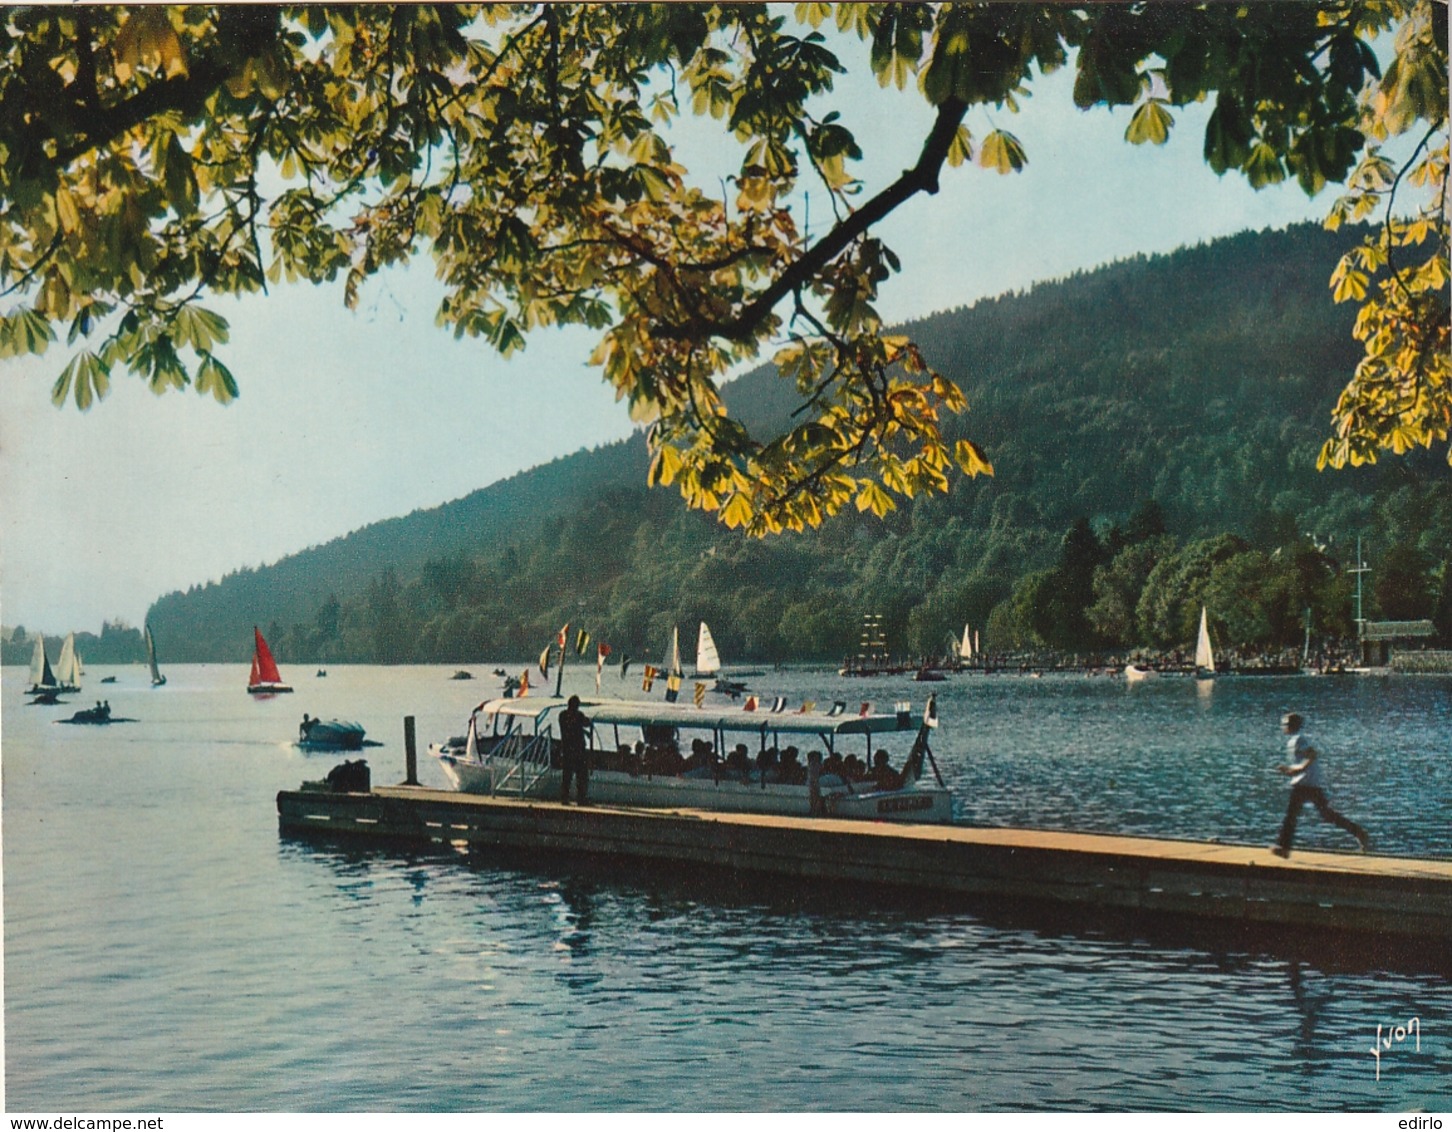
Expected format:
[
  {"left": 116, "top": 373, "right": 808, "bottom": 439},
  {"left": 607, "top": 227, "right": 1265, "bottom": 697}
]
[
  {"left": 828, "top": 701, "right": 845, "bottom": 716},
  {"left": 859, "top": 702, "right": 871, "bottom": 717},
  {"left": 799, "top": 700, "right": 816, "bottom": 713},
  {"left": 519, "top": 669, "right": 530, "bottom": 696},
  {"left": 558, "top": 623, "right": 570, "bottom": 648},
  {"left": 925, "top": 694, "right": 939, "bottom": 728},
  {"left": 770, "top": 697, "right": 786, "bottom": 713},
  {"left": 665, "top": 672, "right": 682, "bottom": 702},
  {"left": 693, "top": 682, "right": 706, "bottom": 707},
  {"left": 743, "top": 695, "right": 758, "bottom": 712},
  {"left": 595, "top": 642, "right": 611, "bottom": 692},
  {"left": 576, "top": 628, "right": 591, "bottom": 656},
  {"left": 620, "top": 655, "right": 631, "bottom": 679},
  {"left": 538, "top": 645, "right": 551, "bottom": 679},
  {"left": 641, "top": 664, "right": 657, "bottom": 692}
]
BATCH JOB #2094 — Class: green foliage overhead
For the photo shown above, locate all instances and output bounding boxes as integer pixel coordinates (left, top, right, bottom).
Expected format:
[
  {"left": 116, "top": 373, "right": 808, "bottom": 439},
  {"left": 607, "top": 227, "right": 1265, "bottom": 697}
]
[{"left": 1, "top": 2, "right": 1445, "bottom": 538}]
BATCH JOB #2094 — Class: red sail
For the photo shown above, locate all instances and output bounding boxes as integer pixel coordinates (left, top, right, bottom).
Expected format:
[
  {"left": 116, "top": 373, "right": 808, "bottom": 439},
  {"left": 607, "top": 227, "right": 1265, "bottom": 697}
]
[{"left": 252, "top": 627, "right": 283, "bottom": 685}]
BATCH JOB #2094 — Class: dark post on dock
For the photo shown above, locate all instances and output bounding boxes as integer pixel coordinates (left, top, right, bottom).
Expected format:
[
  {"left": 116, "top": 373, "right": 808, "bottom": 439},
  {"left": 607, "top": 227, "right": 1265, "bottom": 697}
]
[{"left": 403, "top": 715, "right": 418, "bottom": 786}]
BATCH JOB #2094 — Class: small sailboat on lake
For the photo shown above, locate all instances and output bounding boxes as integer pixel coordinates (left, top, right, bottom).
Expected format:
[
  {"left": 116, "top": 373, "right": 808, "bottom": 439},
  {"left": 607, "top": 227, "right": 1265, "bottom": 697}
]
[
  {"left": 54, "top": 632, "right": 82, "bottom": 692},
  {"left": 693, "top": 621, "right": 747, "bottom": 694},
  {"left": 247, "top": 626, "right": 293, "bottom": 694},
  {"left": 145, "top": 622, "right": 167, "bottom": 686},
  {"left": 1194, "top": 606, "right": 1216, "bottom": 680},
  {"left": 27, "top": 633, "right": 63, "bottom": 701}
]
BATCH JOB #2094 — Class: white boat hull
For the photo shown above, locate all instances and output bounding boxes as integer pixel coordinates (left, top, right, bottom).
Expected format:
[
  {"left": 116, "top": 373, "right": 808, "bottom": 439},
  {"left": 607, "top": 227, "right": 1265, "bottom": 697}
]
[{"left": 433, "top": 754, "right": 954, "bottom": 824}]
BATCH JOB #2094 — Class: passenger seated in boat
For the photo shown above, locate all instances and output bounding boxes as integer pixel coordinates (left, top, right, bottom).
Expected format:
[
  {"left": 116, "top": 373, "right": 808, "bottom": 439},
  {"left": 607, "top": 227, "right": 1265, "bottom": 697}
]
[
  {"left": 682, "top": 738, "right": 716, "bottom": 778},
  {"left": 871, "top": 749, "right": 903, "bottom": 791},
  {"left": 755, "top": 747, "right": 779, "bottom": 783},
  {"left": 843, "top": 754, "right": 867, "bottom": 782},
  {"left": 644, "top": 740, "right": 684, "bottom": 777},
  {"left": 778, "top": 746, "right": 806, "bottom": 786},
  {"left": 722, "top": 743, "right": 751, "bottom": 781}
]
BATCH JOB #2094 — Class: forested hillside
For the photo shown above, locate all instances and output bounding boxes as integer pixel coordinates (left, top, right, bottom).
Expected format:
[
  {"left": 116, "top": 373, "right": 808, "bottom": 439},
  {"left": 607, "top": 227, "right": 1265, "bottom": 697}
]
[{"left": 135, "top": 223, "right": 1451, "bottom": 665}]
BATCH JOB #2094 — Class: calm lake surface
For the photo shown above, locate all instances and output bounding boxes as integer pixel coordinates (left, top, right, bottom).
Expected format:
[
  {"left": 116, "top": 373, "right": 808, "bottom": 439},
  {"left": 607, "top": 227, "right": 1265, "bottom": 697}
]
[{"left": 4, "top": 662, "right": 1449, "bottom": 1112}]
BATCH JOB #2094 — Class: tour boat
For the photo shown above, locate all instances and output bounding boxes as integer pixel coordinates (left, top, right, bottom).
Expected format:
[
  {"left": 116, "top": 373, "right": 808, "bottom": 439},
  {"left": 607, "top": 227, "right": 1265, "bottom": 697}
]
[
  {"left": 432, "top": 694, "right": 953, "bottom": 824},
  {"left": 247, "top": 627, "right": 293, "bottom": 694}
]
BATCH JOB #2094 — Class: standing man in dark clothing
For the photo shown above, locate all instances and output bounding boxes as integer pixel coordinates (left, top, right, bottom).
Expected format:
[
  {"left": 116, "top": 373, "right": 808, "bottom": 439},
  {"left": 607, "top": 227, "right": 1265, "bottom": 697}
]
[
  {"left": 1271, "top": 712, "right": 1371, "bottom": 857},
  {"left": 559, "top": 694, "right": 591, "bottom": 805}
]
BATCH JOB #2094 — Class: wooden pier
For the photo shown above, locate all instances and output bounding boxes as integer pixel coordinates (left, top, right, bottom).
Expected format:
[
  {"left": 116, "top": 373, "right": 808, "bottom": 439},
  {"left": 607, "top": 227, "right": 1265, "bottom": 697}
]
[{"left": 277, "top": 783, "right": 1452, "bottom": 941}]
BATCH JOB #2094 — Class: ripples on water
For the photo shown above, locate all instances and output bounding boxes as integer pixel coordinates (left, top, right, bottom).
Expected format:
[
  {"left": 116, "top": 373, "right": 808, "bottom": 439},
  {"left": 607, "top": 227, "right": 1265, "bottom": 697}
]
[{"left": 4, "top": 665, "right": 1449, "bottom": 1111}]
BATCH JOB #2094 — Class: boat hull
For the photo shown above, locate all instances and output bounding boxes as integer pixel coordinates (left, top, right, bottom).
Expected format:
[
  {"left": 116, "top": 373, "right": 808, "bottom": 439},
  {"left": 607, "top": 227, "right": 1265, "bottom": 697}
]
[
  {"left": 299, "top": 721, "right": 366, "bottom": 751},
  {"left": 434, "top": 756, "right": 954, "bottom": 824},
  {"left": 248, "top": 683, "right": 294, "bottom": 694}
]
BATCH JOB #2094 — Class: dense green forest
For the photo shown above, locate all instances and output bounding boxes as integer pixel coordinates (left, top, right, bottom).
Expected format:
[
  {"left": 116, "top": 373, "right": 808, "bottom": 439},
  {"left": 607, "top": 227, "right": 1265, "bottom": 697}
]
[{"left": 18, "top": 224, "right": 1445, "bottom": 669}]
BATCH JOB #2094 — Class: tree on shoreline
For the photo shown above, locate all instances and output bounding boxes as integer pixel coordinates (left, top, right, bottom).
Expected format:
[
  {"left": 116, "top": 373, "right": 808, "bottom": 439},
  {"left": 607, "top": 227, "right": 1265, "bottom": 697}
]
[{"left": 2, "top": 3, "right": 1445, "bottom": 537}]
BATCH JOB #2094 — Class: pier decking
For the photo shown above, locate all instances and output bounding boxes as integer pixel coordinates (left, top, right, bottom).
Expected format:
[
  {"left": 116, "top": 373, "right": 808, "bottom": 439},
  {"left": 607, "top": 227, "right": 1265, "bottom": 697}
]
[{"left": 277, "top": 784, "right": 1452, "bottom": 941}]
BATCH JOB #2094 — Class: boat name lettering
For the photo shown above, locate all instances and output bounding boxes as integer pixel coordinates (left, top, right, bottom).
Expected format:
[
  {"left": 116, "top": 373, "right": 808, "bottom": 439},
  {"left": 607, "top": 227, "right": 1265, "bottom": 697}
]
[
  {"left": 1370, "top": 1016, "right": 1420, "bottom": 1081},
  {"left": 876, "top": 794, "right": 933, "bottom": 814}
]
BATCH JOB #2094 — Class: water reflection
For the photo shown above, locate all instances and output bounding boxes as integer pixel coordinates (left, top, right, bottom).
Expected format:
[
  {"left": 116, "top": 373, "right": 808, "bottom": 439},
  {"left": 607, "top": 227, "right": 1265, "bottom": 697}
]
[{"left": 278, "top": 831, "right": 1451, "bottom": 978}]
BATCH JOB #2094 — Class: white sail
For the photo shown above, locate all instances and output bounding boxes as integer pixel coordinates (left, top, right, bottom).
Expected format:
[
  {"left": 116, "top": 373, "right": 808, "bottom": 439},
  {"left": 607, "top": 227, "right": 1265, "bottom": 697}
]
[
  {"left": 665, "top": 625, "right": 682, "bottom": 677},
  {"left": 28, "top": 634, "right": 46, "bottom": 686},
  {"left": 145, "top": 622, "right": 166, "bottom": 685},
  {"left": 55, "top": 632, "right": 81, "bottom": 688},
  {"left": 1195, "top": 606, "right": 1215, "bottom": 674},
  {"left": 695, "top": 622, "right": 721, "bottom": 676},
  {"left": 960, "top": 623, "right": 973, "bottom": 660}
]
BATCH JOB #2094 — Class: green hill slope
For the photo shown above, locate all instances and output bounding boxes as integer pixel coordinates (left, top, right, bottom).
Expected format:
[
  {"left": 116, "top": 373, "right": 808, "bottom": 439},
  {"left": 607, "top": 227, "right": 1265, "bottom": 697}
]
[{"left": 142, "top": 223, "right": 1451, "bottom": 663}]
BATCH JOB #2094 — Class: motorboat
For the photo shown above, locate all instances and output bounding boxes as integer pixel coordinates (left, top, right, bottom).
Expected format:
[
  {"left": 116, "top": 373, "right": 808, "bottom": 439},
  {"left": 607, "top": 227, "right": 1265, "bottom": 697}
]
[
  {"left": 433, "top": 693, "right": 953, "bottom": 824},
  {"left": 297, "top": 714, "right": 368, "bottom": 751}
]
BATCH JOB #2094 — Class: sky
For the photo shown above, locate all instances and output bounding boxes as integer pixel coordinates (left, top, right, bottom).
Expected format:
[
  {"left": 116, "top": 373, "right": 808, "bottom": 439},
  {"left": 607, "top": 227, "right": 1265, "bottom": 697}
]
[{"left": 0, "top": 38, "right": 1340, "bottom": 637}]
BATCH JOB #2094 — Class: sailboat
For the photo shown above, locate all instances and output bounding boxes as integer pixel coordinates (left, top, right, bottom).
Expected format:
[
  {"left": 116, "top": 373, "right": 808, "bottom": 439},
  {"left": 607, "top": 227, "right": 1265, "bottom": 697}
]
[
  {"left": 692, "top": 621, "right": 721, "bottom": 678},
  {"left": 54, "top": 632, "right": 83, "bottom": 692},
  {"left": 693, "top": 621, "right": 748, "bottom": 693},
  {"left": 1194, "top": 606, "right": 1216, "bottom": 680},
  {"left": 27, "top": 633, "right": 62, "bottom": 700},
  {"left": 145, "top": 622, "right": 167, "bottom": 687},
  {"left": 247, "top": 626, "right": 293, "bottom": 694},
  {"left": 660, "top": 625, "right": 684, "bottom": 702}
]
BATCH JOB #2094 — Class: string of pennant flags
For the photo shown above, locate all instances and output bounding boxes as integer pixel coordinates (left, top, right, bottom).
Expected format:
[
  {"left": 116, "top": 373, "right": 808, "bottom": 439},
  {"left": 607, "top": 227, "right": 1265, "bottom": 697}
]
[{"left": 510, "top": 622, "right": 938, "bottom": 726}]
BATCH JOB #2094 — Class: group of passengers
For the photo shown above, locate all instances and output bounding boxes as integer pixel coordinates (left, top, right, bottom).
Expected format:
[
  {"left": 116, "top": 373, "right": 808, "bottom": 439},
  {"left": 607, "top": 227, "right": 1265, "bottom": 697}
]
[{"left": 601, "top": 735, "right": 907, "bottom": 791}]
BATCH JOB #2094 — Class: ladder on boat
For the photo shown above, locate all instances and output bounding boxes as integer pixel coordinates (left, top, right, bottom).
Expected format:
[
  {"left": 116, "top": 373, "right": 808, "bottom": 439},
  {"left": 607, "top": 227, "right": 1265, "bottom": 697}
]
[{"left": 487, "top": 730, "right": 556, "bottom": 798}]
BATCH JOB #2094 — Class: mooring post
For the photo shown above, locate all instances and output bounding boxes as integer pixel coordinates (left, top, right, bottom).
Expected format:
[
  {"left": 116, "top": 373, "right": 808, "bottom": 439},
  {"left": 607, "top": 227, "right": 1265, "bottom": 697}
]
[{"left": 404, "top": 715, "right": 418, "bottom": 785}]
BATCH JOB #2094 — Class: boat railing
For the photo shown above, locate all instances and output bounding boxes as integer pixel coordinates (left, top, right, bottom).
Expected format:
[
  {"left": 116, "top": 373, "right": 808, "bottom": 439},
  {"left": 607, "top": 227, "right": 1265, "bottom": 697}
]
[{"left": 489, "top": 729, "right": 555, "bottom": 797}]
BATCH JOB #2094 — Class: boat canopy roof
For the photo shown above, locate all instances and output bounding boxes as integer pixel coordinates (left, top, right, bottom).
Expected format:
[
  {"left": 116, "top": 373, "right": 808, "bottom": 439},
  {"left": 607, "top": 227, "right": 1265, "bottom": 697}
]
[{"left": 476, "top": 695, "right": 926, "bottom": 736}]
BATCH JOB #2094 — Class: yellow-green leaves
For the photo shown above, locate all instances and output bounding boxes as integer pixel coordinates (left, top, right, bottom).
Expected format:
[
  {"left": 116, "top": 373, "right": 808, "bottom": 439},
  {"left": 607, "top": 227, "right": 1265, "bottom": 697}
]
[
  {"left": 979, "top": 130, "right": 1027, "bottom": 175},
  {"left": 5, "top": 3, "right": 1447, "bottom": 530},
  {"left": 0, "top": 309, "right": 57, "bottom": 359},
  {"left": 1319, "top": 0, "right": 1448, "bottom": 472},
  {"left": 1125, "top": 100, "right": 1174, "bottom": 146},
  {"left": 50, "top": 351, "right": 109, "bottom": 410}
]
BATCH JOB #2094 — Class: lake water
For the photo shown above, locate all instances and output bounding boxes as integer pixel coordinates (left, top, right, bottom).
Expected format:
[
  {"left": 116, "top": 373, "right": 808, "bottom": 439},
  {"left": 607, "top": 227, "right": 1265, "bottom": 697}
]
[{"left": 4, "top": 662, "right": 1449, "bottom": 1112}]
